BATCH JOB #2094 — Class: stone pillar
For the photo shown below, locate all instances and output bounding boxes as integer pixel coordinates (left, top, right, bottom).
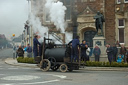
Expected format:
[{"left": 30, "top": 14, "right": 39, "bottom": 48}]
[{"left": 90, "top": 36, "right": 108, "bottom": 62}]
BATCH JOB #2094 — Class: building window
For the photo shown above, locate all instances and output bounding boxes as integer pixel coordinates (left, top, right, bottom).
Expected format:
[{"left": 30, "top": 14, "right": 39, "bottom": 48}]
[
  {"left": 45, "top": 14, "right": 50, "bottom": 22},
  {"left": 119, "top": 28, "right": 124, "bottom": 43},
  {"left": 66, "top": 7, "right": 71, "bottom": 20},
  {"left": 60, "top": 0, "right": 72, "bottom": 21},
  {"left": 65, "top": 0, "right": 71, "bottom": 5},
  {"left": 118, "top": 19, "right": 125, "bottom": 28},
  {"left": 117, "top": 0, "right": 121, "bottom": 4},
  {"left": 118, "top": 19, "right": 125, "bottom": 43},
  {"left": 124, "top": 0, "right": 128, "bottom": 3}
]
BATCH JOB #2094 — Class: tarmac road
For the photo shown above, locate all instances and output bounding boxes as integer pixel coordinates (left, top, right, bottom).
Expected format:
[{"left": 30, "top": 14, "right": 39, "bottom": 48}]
[{"left": 0, "top": 49, "right": 128, "bottom": 85}]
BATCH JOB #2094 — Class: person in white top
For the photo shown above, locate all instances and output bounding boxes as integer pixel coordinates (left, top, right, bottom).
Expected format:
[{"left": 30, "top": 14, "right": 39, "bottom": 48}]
[{"left": 86, "top": 47, "right": 90, "bottom": 61}]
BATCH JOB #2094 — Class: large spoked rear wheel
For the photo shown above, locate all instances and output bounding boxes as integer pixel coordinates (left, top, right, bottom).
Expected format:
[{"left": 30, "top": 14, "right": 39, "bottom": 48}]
[
  {"left": 59, "top": 64, "right": 68, "bottom": 72},
  {"left": 40, "top": 59, "right": 51, "bottom": 72}
]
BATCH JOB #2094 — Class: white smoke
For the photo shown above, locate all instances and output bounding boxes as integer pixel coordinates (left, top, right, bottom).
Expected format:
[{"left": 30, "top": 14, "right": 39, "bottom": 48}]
[
  {"left": 29, "top": 13, "right": 63, "bottom": 44},
  {"left": 65, "top": 32, "right": 73, "bottom": 44},
  {"left": 30, "top": 13, "right": 48, "bottom": 43},
  {"left": 29, "top": 0, "right": 72, "bottom": 44},
  {"left": 45, "top": 0, "right": 67, "bottom": 33}
]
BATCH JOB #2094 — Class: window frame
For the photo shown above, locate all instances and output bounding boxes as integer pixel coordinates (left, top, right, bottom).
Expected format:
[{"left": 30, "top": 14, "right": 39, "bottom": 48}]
[
  {"left": 45, "top": 13, "right": 51, "bottom": 22},
  {"left": 60, "top": 0, "right": 72, "bottom": 21},
  {"left": 66, "top": 6, "right": 72, "bottom": 21},
  {"left": 117, "top": 0, "right": 121, "bottom": 4},
  {"left": 117, "top": 18, "right": 125, "bottom": 43},
  {"left": 118, "top": 28, "right": 125, "bottom": 43},
  {"left": 118, "top": 19, "right": 125, "bottom": 28},
  {"left": 124, "top": 0, "right": 128, "bottom": 3}
]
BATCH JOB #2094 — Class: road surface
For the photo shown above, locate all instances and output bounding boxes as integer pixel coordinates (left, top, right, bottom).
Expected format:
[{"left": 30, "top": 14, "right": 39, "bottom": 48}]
[{"left": 0, "top": 49, "right": 128, "bottom": 85}]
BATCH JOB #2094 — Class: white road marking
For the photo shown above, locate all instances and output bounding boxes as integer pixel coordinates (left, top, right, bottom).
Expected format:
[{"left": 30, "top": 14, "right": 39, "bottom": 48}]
[
  {"left": 47, "top": 74, "right": 67, "bottom": 79},
  {"left": 20, "top": 79, "right": 59, "bottom": 85},
  {"left": 34, "top": 68, "right": 40, "bottom": 70},
  {"left": 0, "top": 74, "right": 66, "bottom": 85},
  {"left": 0, "top": 80, "right": 59, "bottom": 85},
  {"left": 0, "top": 84, "right": 13, "bottom": 85},
  {"left": 1, "top": 75, "right": 40, "bottom": 81},
  {"left": 20, "top": 68, "right": 32, "bottom": 70},
  {"left": 8, "top": 68, "right": 18, "bottom": 70}
]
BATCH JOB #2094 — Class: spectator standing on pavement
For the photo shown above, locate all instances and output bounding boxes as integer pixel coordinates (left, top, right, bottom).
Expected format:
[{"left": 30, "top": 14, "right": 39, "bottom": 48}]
[
  {"left": 113, "top": 44, "right": 118, "bottom": 62},
  {"left": 15, "top": 46, "right": 18, "bottom": 58},
  {"left": 115, "top": 40, "right": 121, "bottom": 47},
  {"left": 23, "top": 46, "right": 27, "bottom": 52},
  {"left": 106, "top": 44, "right": 113, "bottom": 64},
  {"left": 33, "top": 35, "right": 41, "bottom": 62},
  {"left": 93, "top": 45, "right": 101, "bottom": 62},
  {"left": 13, "top": 45, "right": 16, "bottom": 59},
  {"left": 17, "top": 45, "right": 24, "bottom": 57},
  {"left": 81, "top": 40, "right": 88, "bottom": 62},
  {"left": 126, "top": 50, "right": 128, "bottom": 63},
  {"left": 117, "top": 54, "right": 124, "bottom": 63},
  {"left": 27, "top": 44, "right": 32, "bottom": 57},
  {"left": 86, "top": 46, "right": 90, "bottom": 61},
  {"left": 120, "top": 44, "right": 127, "bottom": 62}
]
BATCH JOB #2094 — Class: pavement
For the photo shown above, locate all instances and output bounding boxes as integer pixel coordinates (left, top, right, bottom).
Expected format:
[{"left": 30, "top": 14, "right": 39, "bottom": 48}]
[
  {"left": 5, "top": 58, "right": 37, "bottom": 68},
  {"left": 4, "top": 58, "right": 128, "bottom": 71}
]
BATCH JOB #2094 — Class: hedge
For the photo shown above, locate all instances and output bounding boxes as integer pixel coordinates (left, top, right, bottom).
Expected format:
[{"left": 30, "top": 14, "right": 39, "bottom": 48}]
[
  {"left": 17, "top": 57, "right": 36, "bottom": 64},
  {"left": 85, "top": 61, "right": 128, "bottom": 67},
  {"left": 17, "top": 57, "right": 128, "bottom": 67}
]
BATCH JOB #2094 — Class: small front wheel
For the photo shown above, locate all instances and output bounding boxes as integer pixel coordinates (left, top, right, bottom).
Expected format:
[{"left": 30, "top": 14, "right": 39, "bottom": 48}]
[{"left": 59, "top": 64, "right": 68, "bottom": 72}]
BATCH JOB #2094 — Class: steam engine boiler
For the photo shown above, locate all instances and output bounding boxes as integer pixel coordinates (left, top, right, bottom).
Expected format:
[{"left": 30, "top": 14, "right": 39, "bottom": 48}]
[{"left": 40, "top": 37, "right": 79, "bottom": 72}]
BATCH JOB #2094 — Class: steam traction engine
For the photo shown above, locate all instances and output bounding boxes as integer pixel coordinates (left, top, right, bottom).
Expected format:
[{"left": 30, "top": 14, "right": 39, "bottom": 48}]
[{"left": 39, "top": 37, "right": 80, "bottom": 72}]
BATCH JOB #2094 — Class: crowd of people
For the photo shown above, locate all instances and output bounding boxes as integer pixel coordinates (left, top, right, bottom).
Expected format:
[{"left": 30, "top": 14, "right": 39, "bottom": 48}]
[
  {"left": 15, "top": 44, "right": 32, "bottom": 58},
  {"left": 69, "top": 36, "right": 128, "bottom": 64},
  {"left": 68, "top": 36, "right": 90, "bottom": 63},
  {"left": 13, "top": 35, "right": 42, "bottom": 64},
  {"left": 14, "top": 35, "right": 128, "bottom": 64},
  {"left": 106, "top": 43, "right": 128, "bottom": 64}
]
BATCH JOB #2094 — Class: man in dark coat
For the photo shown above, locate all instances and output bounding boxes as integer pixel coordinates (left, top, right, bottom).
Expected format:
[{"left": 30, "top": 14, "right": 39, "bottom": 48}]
[
  {"left": 106, "top": 44, "right": 113, "bottom": 64},
  {"left": 120, "top": 44, "right": 127, "bottom": 62},
  {"left": 69, "top": 36, "right": 80, "bottom": 62},
  {"left": 17, "top": 45, "right": 24, "bottom": 57},
  {"left": 93, "top": 45, "right": 101, "bottom": 62},
  {"left": 27, "top": 44, "right": 32, "bottom": 57},
  {"left": 112, "top": 44, "right": 118, "bottom": 62},
  {"left": 33, "top": 35, "right": 41, "bottom": 62},
  {"left": 81, "top": 40, "right": 88, "bottom": 62}
]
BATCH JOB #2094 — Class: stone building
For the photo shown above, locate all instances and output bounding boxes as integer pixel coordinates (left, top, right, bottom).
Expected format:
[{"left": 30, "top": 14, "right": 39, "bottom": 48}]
[
  {"left": 115, "top": 0, "right": 128, "bottom": 45},
  {"left": 29, "top": 0, "right": 128, "bottom": 61},
  {"left": 76, "top": 0, "right": 128, "bottom": 47},
  {"left": 30, "top": 0, "right": 128, "bottom": 46}
]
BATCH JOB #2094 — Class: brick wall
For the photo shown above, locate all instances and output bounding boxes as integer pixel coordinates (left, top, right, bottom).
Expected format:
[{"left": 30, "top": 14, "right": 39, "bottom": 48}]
[
  {"left": 76, "top": 0, "right": 104, "bottom": 13},
  {"left": 105, "top": 0, "right": 116, "bottom": 45}
]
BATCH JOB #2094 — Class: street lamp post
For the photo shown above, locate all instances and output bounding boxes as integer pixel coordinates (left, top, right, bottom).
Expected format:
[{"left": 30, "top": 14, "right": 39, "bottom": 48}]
[
  {"left": 27, "top": 0, "right": 32, "bottom": 46},
  {"left": 12, "top": 34, "right": 15, "bottom": 59}
]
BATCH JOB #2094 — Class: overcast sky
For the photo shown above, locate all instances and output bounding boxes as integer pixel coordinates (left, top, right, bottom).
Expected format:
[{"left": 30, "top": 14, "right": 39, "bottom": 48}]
[{"left": 0, "top": 0, "right": 28, "bottom": 39}]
